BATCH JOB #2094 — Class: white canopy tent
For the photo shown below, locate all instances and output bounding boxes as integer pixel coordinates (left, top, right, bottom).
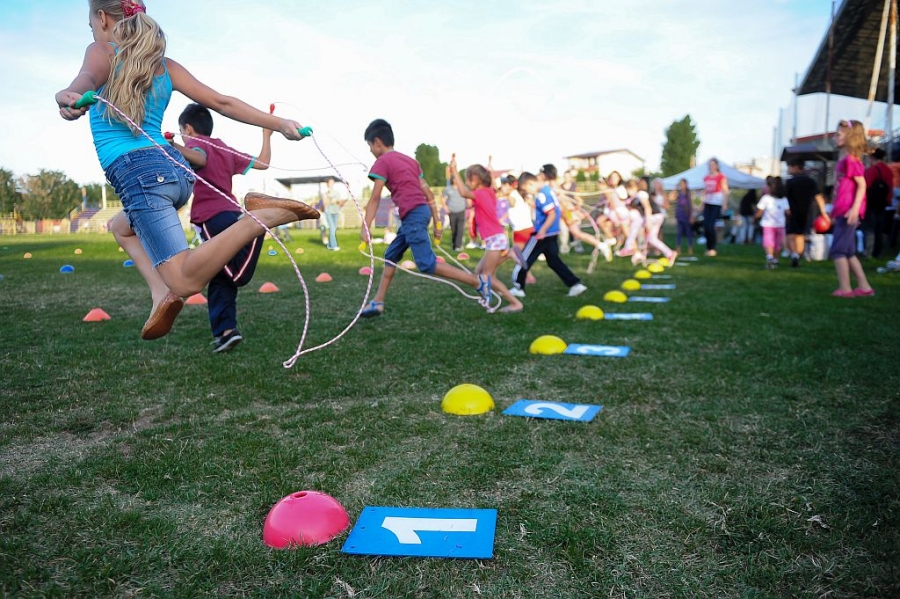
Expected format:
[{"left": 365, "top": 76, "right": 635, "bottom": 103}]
[{"left": 661, "top": 158, "right": 766, "bottom": 191}]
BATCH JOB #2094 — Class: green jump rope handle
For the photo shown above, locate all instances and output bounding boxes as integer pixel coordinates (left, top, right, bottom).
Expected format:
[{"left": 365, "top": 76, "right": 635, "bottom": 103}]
[
  {"left": 298, "top": 126, "right": 313, "bottom": 138},
  {"left": 73, "top": 90, "right": 98, "bottom": 109}
]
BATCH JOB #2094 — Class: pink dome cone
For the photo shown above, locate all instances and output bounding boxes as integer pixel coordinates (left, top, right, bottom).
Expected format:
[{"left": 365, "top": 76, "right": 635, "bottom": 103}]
[{"left": 263, "top": 491, "right": 349, "bottom": 548}]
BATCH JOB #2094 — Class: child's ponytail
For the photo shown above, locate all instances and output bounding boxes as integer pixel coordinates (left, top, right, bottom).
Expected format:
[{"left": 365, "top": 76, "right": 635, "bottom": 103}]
[{"left": 91, "top": 0, "right": 166, "bottom": 135}]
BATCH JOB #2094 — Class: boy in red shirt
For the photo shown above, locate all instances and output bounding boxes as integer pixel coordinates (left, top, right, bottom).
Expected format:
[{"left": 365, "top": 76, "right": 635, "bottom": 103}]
[
  {"left": 170, "top": 103, "right": 272, "bottom": 352},
  {"left": 359, "top": 119, "right": 514, "bottom": 316}
]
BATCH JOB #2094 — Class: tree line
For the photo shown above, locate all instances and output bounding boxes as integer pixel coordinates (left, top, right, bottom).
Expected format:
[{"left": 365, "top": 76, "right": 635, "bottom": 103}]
[
  {"left": 413, "top": 115, "right": 700, "bottom": 187},
  {"left": 0, "top": 168, "right": 119, "bottom": 220}
]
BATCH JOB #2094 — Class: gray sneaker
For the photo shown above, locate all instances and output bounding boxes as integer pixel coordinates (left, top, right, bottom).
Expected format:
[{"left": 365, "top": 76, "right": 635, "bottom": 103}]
[{"left": 212, "top": 329, "right": 243, "bottom": 353}]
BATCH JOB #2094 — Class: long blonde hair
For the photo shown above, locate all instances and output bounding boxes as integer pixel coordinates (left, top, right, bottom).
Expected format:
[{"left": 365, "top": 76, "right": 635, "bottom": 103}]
[
  {"left": 91, "top": 0, "right": 166, "bottom": 135},
  {"left": 837, "top": 120, "right": 869, "bottom": 158}
]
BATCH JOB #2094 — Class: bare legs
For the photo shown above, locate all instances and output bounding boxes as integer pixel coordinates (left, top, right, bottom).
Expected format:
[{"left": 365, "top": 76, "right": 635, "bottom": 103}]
[
  {"left": 111, "top": 212, "right": 170, "bottom": 313},
  {"left": 834, "top": 255, "right": 872, "bottom": 293},
  {"left": 112, "top": 195, "right": 317, "bottom": 337},
  {"left": 474, "top": 251, "right": 524, "bottom": 312},
  {"left": 789, "top": 234, "right": 805, "bottom": 257}
]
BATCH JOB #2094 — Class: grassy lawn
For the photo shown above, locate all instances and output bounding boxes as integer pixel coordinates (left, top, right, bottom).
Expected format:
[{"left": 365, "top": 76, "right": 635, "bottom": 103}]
[{"left": 1, "top": 231, "right": 898, "bottom": 598}]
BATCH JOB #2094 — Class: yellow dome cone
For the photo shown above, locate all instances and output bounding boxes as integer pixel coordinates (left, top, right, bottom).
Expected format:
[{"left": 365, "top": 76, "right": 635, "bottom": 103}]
[
  {"left": 441, "top": 384, "right": 495, "bottom": 415},
  {"left": 575, "top": 305, "right": 605, "bottom": 320},
  {"left": 529, "top": 335, "right": 568, "bottom": 354}
]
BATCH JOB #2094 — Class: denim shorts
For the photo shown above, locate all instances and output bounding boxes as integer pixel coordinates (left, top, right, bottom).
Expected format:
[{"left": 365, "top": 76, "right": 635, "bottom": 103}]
[
  {"left": 384, "top": 204, "right": 437, "bottom": 273},
  {"left": 106, "top": 145, "right": 195, "bottom": 267}
]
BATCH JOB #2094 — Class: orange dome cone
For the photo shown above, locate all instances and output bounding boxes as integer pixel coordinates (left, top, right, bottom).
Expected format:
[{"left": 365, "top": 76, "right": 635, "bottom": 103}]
[
  {"left": 83, "top": 308, "right": 111, "bottom": 322},
  {"left": 186, "top": 293, "right": 208, "bottom": 305},
  {"left": 315, "top": 272, "right": 333, "bottom": 282},
  {"left": 259, "top": 282, "right": 280, "bottom": 293}
]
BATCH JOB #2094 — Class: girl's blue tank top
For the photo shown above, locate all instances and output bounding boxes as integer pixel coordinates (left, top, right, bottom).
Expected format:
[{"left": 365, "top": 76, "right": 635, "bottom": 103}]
[{"left": 90, "top": 44, "right": 172, "bottom": 170}]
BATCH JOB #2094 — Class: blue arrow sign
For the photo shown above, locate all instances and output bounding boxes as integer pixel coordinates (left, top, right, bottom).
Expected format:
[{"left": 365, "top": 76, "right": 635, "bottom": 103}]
[
  {"left": 342, "top": 507, "right": 497, "bottom": 559},
  {"left": 604, "top": 313, "right": 654, "bottom": 321},
  {"left": 563, "top": 344, "right": 630, "bottom": 357},
  {"left": 628, "top": 296, "right": 671, "bottom": 303},
  {"left": 640, "top": 284, "right": 676, "bottom": 290},
  {"left": 503, "top": 400, "right": 602, "bottom": 422}
]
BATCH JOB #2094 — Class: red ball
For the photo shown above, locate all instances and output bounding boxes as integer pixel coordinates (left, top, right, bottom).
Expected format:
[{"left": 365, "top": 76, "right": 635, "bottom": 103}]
[
  {"left": 813, "top": 215, "right": 830, "bottom": 233},
  {"left": 164, "top": 132, "right": 174, "bottom": 140}
]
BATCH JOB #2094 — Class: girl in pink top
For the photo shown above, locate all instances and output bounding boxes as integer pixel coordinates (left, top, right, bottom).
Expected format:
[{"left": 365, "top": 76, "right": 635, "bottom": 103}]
[
  {"left": 451, "top": 159, "right": 524, "bottom": 313},
  {"left": 830, "top": 120, "right": 874, "bottom": 297}
]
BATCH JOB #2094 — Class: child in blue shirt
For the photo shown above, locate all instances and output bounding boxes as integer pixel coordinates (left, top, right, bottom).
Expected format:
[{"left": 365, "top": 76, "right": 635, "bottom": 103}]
[{"left": 510, "top": 165, "right": 587, "bottom": 297}]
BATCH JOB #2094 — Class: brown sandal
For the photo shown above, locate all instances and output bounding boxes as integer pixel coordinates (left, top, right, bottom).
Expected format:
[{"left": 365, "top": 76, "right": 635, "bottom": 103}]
[
  {"left": 244, "top": 193, "right": 320, "bottom": 223},
  {"left": 141, "top": 291, "right": 185, "bottom": 340}
]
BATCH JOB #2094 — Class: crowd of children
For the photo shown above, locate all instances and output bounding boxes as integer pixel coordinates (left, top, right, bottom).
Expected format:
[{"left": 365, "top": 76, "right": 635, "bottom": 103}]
[{"left": 56, "top": 1, "right": 891, "bottom": 352}]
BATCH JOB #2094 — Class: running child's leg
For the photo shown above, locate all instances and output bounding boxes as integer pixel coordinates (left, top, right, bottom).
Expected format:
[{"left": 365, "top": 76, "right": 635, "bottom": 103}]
[
  {"left": 480, "top": 250, "right": 523, "bottom": 312},
  {"left": 111, "top": 211, "right": 170, "bottom": 309},
  {"left": 847, "top": 255, "right": 872, "bottom": 291},
  {"left": 156, "top": 196, "right": 317, "bottom": 297}
]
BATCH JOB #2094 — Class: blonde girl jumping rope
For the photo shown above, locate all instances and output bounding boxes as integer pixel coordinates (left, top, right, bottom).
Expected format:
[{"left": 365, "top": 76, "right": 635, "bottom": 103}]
[{"left": 56, "top": 0, "right": 319, "bottom": 340}]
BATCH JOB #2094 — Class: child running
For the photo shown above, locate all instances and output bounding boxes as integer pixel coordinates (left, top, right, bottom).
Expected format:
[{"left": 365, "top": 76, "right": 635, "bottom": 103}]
[
  {"left": 55, "top": 0, "right": 318, "bottom": 340},
  {"left": 830, "top": 120, "right": 874, "bottom": 297},
  {"left": 511, "top": 166, "right": 587, "bottom": 298},
  {"left": 499, "top": 173, "right": 531, "bottom": 266},
  {"left": 169, "top": 103, "right": 271, "bottom": 352},
  {"left": 450, "top": 160, "right": 524, "bottom": 313},
  {"left": 755, "top": 176, "right": 791, "bottom": 269},
  {"left": 359, "top": 119, "right": 521, "bottom": 316}
]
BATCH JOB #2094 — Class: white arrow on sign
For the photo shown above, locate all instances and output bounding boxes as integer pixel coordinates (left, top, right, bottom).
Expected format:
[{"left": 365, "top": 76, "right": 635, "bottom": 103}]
[
  {"left": 381, "top": 517, "right": 478, "bottom": 544},
  {"left": 574, "top": 345, "right": 621, "bottom": 356},
  {"left": 523, "top": 402, "right": 590, "bottom": 419}
]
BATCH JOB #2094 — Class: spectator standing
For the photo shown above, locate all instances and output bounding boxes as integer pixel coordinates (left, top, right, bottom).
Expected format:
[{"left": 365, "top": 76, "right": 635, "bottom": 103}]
[
  {"left": 442, "top": 165, "right": 468, "bottom": 251},
  {"left": 863, "top": 148, "right": 894, "bottom": 258},
  {"left": 702, "top": 158, "right": 729, "bottom": 256}
]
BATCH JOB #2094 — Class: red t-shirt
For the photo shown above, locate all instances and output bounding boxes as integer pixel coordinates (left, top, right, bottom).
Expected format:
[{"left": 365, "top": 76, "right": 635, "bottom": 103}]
[
  {"left": 368, "top": 151, "right": 426, "bottom": 219},
  {"left": 188, "top": 135, "right": 253, "bottom": 224},
  {"left": 865, "top": 161, "right": 894, "bottom": 190},
  {"left": 704, "top": 173, "right": 725, "bottom": 194},
  {"left": 472, "top": 187, "right": 504, "bottom": 238}
]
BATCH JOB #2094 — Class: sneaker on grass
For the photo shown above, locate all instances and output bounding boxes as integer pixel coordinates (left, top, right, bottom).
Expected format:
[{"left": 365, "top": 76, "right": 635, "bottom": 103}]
[
  {"left": 213, "top": 329, "right": 243, "bottom": 353},
  {"left": 567, "top": 283, "right": 588, "bottom": 297}
]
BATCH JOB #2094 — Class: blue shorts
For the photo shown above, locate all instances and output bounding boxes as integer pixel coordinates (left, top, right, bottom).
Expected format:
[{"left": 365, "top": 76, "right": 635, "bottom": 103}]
[
  {"left": 829, "top": 217, "right": 857, "bottom": 259},
  {"left": 384, "top": 204, "right": 437, "bottom": 274},
  {"left": 106, "top": 145, "right": 195, "bottom": 267}
]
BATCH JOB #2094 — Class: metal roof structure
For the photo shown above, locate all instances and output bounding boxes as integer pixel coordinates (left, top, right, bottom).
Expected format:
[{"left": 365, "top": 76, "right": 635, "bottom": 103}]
[
  {"left": 798, "top": 0, "right": 897, "bottom": 102},
  {"left": 565, "top": 149, "right": 645, "bottom": 162},
  {"left": 276, "top": 176, "right": 345, "bottom": 188}
]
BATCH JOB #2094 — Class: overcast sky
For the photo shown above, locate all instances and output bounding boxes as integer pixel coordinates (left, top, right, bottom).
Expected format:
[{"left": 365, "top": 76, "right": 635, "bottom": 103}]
[{"left": 0, "top": 0, "right": 890, "bottom": 197}]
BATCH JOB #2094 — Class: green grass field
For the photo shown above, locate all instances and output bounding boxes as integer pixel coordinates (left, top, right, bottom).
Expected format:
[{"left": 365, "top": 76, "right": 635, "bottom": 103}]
[{"left": 1, "top": 231, "right": 898, "bottom": 598}]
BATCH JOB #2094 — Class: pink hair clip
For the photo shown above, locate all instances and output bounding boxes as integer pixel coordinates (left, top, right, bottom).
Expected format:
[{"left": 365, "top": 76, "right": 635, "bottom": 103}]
[{"left": 121, "top": 0, "right": 146, "bottom": 18}]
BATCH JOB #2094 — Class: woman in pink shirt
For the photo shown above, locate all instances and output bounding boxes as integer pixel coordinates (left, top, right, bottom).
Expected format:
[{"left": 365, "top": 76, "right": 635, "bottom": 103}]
[{"left": 702, "top": 159, "right": 729, "bottom": 256}]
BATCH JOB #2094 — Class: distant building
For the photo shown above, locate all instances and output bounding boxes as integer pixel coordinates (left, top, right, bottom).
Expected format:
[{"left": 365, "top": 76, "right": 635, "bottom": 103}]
[
  {"left": 733, "top": 158, "right": 779, "bottom": 179},
  {"left": 565, "top": 149, "right": 645, "bottom": 179}
]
